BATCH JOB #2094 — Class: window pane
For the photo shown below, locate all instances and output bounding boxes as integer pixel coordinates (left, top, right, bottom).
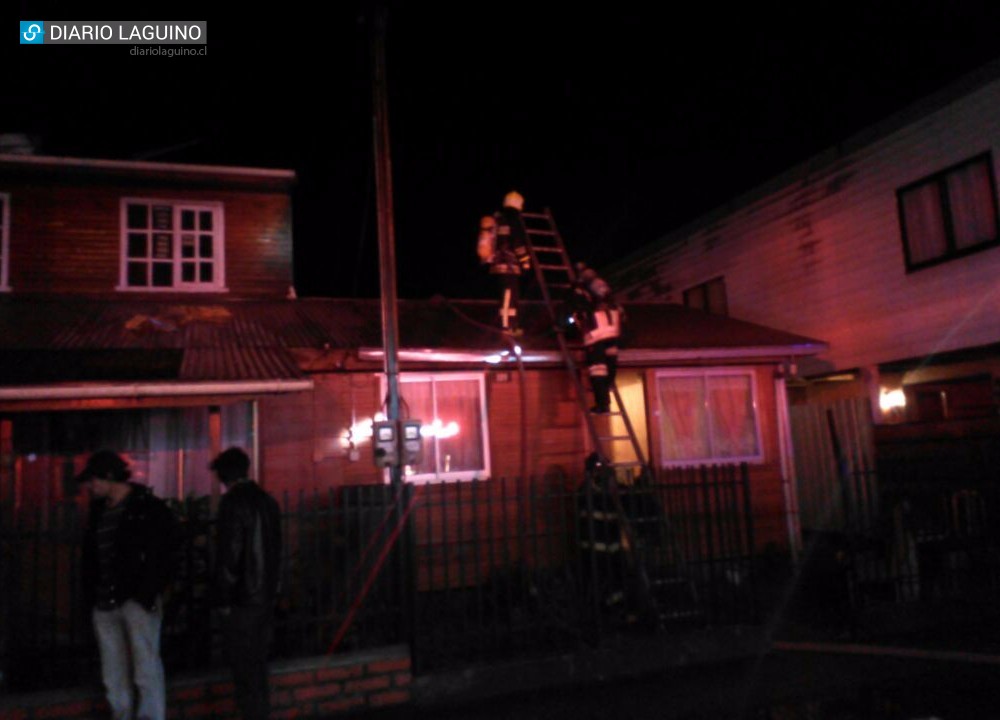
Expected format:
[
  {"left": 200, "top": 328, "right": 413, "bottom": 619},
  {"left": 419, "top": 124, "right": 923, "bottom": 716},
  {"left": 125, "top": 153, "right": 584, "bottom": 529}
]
[
  {"left": 947, "top": 160, "right": 998, "bottom": 250},
  {"left": 181, "top": 263, "right": 196, "bottom": 282},
  {"left": 657, "top": 376, "right": 709, "bottom": 461},
  {"left": 152, "top": 263, "right": 173, "bottom": 287},
  {"left": 153, "top": 233, "right": 173, "bottom": 259},
  {"left": 706, "top": 278, "right": 728, "bottom": 315},
  {"left": 401, "top": 381, "right": 436, "bottom": 476},
  {"left": 127, "top": 204, "right": 148, "bottom": 229},
  {"left": 435, "top": 379, "right": 484, "bottom": 473},
  {"left": 127, "top": 233, "right": 147, "bottom": 258},
  {"left": 199, "top": 210, "right": 213, "bottom": 231},
  {"left": 199, "top": 234, "right": 214, "bottom": 258},
  {"left": 181, "top": 209, "right": 196, "bottom": 231},
  {"left": 706, "top": 375, "right": 758, "bottom": 458},
  {"left": 127, "top": 262, "right": 148, "bottom": 287},
  {"left": 199, "top": 263, "right": 213, "bottom": 283},
  {"left": 152, "top": 205, "right": 172, "bottom": 230},
  {"left": 901, "top": 182, "right": 947, "bottom": 265},
  {"left": 181, "top": 235, "right": 195, "bottom": 258}
]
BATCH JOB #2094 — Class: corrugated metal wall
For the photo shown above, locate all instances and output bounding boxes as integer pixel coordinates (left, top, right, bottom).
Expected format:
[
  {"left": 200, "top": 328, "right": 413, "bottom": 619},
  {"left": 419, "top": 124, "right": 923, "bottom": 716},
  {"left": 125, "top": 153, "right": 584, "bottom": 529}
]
[{"left": 790, "top": 397, "right": 877, "bottom": 532}]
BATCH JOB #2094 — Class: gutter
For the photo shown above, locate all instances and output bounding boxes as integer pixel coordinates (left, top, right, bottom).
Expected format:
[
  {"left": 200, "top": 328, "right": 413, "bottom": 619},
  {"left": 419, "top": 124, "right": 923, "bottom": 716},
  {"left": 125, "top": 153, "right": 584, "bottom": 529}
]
[
  {"left": 358, "top": 343, "right": 827, "bottom": 365},
  {"left": 0, "top": 379, "right": 314, "bottom": 401}
]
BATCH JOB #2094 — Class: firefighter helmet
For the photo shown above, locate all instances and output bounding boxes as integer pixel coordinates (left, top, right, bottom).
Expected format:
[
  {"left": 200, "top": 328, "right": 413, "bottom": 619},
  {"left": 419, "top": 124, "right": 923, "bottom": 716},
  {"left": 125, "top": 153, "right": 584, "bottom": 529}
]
[{"left": 503, "top": 191, "right": 524, "bottom": 211}]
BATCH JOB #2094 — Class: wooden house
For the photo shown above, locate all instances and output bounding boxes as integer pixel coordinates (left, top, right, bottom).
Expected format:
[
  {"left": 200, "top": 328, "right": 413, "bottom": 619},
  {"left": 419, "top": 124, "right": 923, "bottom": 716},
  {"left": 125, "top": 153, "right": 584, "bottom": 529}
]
[
  {"left": 0, "top": 153, "right": 826, "bottom": 557},
  {"left": 605, "top": 60, "right": 1000, "bottom": 531}
]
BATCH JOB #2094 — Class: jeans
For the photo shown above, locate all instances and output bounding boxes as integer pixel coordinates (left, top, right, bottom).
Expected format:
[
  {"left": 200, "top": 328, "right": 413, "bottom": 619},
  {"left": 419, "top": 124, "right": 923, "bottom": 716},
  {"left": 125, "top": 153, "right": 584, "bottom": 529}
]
[
  {"left": 92, "top": 600, "right": 165, "bottom": 720},
  {"left": 223, "top": 605, "right": 274, "bottom": 720}
]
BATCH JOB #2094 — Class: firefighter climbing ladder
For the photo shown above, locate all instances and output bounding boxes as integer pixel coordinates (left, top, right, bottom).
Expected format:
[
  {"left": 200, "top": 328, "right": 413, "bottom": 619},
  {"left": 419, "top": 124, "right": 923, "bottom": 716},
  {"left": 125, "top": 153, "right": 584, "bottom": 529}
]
[
  {"left": 520, "top": 208, "right": 680, "bottom": 626},
  {"left": 520, "top": 208, "right": 648, "bottom": 475}
]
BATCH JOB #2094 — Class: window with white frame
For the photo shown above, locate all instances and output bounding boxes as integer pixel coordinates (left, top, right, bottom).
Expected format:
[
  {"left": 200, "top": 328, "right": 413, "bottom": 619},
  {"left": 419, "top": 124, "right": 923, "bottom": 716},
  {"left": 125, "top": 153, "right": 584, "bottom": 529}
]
[
  {"left": 897, "top": 153, "right": 1000, "bottom": 272},
  {"left": 655, "top": 369, "right": 763, "bottom": 466},
  {"left": 398, "top": 372, "right": 490, "bottom": 482},
  {"left": 120, "top": 199, "right": 225, "bottom": 291},
  {"left": 0, "top": 193, "right": 9, "bottom": 291}
]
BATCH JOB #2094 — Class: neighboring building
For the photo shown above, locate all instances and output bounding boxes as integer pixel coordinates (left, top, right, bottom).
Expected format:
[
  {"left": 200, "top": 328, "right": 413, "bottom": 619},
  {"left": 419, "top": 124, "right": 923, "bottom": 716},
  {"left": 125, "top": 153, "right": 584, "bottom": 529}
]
[
  {"left": 610, "top": 60, "right": 1000, "bottom": 422},
  {"left": 606, "top": 60, "right": 1000, "bottom": 530},
  {"left": 0, "top": 153, "right": 825, "bottom": 556}
]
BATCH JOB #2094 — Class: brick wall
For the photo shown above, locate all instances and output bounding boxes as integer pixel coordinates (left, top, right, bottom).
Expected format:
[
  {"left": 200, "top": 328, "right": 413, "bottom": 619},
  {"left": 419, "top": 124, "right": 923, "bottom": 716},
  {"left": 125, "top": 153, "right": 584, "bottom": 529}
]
[{"left": 0, "top": 646, "right": 411, "bottom": 720}]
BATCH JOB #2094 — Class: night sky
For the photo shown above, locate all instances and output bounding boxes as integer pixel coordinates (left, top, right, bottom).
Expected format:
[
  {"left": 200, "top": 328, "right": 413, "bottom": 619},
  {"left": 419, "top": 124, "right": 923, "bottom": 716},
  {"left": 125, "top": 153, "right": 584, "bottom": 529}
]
[{"left": 10, "top": 1, "right": 1000, "bottom": 299}]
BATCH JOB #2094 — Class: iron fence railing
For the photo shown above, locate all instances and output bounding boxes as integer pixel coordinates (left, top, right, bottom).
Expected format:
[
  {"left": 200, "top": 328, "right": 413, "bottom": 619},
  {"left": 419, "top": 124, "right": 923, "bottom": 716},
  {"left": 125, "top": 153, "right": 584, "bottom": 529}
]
[{"left": 0, "top": 464, "right": 756, "bottom": 692}]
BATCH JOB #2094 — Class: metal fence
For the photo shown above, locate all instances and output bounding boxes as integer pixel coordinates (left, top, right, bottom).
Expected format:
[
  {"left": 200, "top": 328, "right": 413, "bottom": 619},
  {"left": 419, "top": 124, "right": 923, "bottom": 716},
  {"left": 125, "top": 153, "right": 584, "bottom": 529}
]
[{"left": 0, "top": 464, "right": 755, "bottom": 692}]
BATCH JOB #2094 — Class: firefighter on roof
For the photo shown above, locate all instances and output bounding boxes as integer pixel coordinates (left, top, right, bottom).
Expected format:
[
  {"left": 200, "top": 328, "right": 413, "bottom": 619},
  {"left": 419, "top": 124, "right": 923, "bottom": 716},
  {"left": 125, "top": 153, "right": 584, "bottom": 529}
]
[
  {"left": 478, "top": 191, "right": 531, "bottom": 335},
  {"left": 572, "top": 263, "right": 623, "bottom": 414}
]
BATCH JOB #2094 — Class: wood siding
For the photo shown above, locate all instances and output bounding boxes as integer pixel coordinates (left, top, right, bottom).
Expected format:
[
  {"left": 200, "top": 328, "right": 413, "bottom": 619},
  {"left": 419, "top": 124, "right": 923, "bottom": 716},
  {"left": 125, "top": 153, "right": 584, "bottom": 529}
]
[
  {"left": 4, "top": 182, "right": 292, "bottom": 297},
  {"left": 259, "top": 364, "right": 788, "bottom": 552},
  {"left": 616, "top": 77, "right": 1000, "bottom": 375}
]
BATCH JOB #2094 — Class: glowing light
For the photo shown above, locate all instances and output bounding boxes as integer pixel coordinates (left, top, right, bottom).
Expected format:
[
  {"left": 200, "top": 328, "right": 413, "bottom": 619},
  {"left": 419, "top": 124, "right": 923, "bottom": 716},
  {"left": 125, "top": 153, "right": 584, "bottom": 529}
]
[
  {"left": 420, "top": 419, "right": 460, "bottom": 439},
  {"left": 341, "top": 412, "right": 387, "bottom": 447},
  {"left": 513, "top": 344, "right": 522, "bottom": 356},
  {"left": 879, "top": 388, "right": 906, "bottom": 412},
  {"left": 484, "top": 354, "right": 503, "bottom": 364}
]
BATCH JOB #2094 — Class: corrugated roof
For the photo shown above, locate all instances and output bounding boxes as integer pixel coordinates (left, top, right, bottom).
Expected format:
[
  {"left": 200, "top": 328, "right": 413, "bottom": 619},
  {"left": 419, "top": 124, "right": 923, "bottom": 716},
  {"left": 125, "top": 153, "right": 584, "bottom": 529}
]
[{"left": 0, "top": 296, "right": 826, "bottom": 387}]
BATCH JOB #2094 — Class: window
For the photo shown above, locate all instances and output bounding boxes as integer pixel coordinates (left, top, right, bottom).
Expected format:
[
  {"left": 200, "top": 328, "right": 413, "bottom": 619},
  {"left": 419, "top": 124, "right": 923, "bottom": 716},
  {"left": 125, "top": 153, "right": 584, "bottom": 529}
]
[
  {"left": 683, "top": 276, "right": 727, "bottom": 315},
  {"left": 655, "top": 369, "right": 762, "bottom": 466},
  {"left": 398, "top": 373, "right": 490, "bottom": 482},
  {"left": 119, "top": 199, "right": 225, "bottom": 291},
  {"left": 0, "top": 193, "right": 9, "bottom": 291},
  {"left": 897, "top": 153, "right": 1000, "bottom": 272}
]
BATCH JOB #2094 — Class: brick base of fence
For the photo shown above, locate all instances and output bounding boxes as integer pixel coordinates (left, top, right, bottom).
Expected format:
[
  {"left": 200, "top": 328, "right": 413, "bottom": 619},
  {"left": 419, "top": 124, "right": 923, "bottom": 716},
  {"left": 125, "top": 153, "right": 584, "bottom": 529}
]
[{"left": 0, "top": 646, "right": 412, "bottom": 720}]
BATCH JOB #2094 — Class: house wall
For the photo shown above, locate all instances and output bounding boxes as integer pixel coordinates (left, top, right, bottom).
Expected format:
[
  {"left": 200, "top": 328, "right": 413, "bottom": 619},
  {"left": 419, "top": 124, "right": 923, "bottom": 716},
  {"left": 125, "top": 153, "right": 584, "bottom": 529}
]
[
  {"left": 3, "top": 182, "right": 292, "bottom": 297},
  {"left": 258, "top": 364, "right": 790, "bottom": 555},
  {"left": 644, "top": 365, "right": 790, "bottom": 552},
  {"left": 614, "top": 77, "right": 1000, "bottom": 378}
]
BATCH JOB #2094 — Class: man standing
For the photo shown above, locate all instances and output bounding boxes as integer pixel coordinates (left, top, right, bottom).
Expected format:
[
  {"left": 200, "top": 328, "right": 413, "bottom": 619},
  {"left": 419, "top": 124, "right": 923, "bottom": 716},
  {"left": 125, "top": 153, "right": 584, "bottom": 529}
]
[
  {"left": 211, "top": 447, "right": 282, "bottom": 720},
  {"left": 78, "top": 450, "right": 178, "bottom": 720}
]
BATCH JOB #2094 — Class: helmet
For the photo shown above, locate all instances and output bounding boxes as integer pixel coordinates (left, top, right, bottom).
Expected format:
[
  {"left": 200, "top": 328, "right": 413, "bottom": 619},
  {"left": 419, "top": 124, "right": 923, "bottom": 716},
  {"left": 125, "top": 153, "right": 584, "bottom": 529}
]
[
  {"left": 589, "top": 277, "right": 611, "bottom": 299},
  {"left": 503, "top": 191, "right": 524, "bottom": 211},
  {"left": 579, "top": 267, "right": 597, "bottom": 284},
  {"left": 479, "top": 215, "right": 496, "bottom": 232},
  {"left": 585, "top": 452, "right": 603, "bottom": 473}
]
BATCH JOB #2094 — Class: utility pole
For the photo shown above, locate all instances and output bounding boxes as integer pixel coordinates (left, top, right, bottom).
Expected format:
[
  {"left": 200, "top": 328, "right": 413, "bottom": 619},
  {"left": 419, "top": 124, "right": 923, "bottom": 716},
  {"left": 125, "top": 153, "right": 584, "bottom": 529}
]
[{"left": 371, "top": 3, "right": 402, "bottom": 489}]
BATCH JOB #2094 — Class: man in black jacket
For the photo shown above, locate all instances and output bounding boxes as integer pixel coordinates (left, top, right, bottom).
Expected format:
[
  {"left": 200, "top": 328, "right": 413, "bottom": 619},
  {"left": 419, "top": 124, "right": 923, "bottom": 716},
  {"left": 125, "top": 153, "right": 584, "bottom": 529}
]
[
  {"left": 211, "top": 447, "right": 282, "bottom": 720},
  {"left": 78, "top": 450, "right": 178, "bottom": 720}
]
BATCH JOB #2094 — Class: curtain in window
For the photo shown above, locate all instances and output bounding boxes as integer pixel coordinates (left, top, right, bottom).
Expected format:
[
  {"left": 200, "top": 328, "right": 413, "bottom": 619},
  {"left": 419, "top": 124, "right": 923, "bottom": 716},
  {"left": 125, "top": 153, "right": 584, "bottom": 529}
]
[
  {"left": 400, "top": 376, "right": 485, "bottom": 479},
  {"left": 947, "top": 160, "right": 997, "bottom": 250},
  {"left": 401, "top": 380, "right": 436, "bottom": 476},
  {"left": 657, "top": 373, "right": 759, "bottom": 463},
  {"left": 657, "top": 375, "right": 709, "bottom": 462},
  {"left": 901, "top": 182, "right": 947, "bottom": 264},
  {"left": 706, "top": 375, "right": 759, "bottom": 458},
  {"left": 435, "top": 379, "right": 484, "bottom": 474}
]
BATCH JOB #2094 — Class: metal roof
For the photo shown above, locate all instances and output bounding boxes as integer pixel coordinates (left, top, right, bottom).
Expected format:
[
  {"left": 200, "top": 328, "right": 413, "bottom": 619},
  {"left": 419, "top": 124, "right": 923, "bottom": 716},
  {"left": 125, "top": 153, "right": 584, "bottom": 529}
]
[{"left": 0, "top": 296, "right": 826, "bottom": 387}]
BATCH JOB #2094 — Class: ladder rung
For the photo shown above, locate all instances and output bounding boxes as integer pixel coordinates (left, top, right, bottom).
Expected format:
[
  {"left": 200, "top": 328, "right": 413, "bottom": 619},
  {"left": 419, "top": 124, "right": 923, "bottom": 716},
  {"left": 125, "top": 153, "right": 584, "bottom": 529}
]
[
  {"left": 529, "top": 245, "right": 563, "bottom": 253},
  {"left": 549, "top": 283, "right": 571, "bottom": 289},
  {"left": 520, "top": 211, "right": 549, "bottom": 220},
  {"left": 537, "top": 263, "right": 570, "bottom": 271},
  {"left": 599, "top": 435, "right": 632, "bottom": 441},
  {"left": 526, "top": 228, "right": 557, "bottom": 236}
]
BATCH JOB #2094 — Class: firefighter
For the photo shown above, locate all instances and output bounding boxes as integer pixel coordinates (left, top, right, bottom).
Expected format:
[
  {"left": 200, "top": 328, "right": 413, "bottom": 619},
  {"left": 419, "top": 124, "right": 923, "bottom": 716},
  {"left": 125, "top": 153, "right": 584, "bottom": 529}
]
[
  {"left": 478, "top": 212, "right": 523, "bottom": 334},
  {"left": 578, "top": 452, "right": 626, "bottom": 613},
  {"left": 495, "top": 190, "right": 531, "bottom": 273},
  {"left": 573, "top": 263, "right": 623, "bottom": 414}
]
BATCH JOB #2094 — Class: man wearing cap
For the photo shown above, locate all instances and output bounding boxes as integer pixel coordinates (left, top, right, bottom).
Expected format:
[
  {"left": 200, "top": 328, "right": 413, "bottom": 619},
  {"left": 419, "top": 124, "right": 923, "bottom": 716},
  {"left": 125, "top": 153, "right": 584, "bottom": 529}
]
[
  {"left": 78, "top": 450, "right": 179, "bottom": 720},
  {"left": 210, "top": 447, "right": 281, "bottom": 720}
]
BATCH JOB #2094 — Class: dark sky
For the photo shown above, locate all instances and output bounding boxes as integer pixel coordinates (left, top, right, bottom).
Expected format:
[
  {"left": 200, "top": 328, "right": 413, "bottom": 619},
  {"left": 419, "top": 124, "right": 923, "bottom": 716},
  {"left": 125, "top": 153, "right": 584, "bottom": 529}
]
[{"left": 10, "top": 1, "right": 1000, "bottom": 299}]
